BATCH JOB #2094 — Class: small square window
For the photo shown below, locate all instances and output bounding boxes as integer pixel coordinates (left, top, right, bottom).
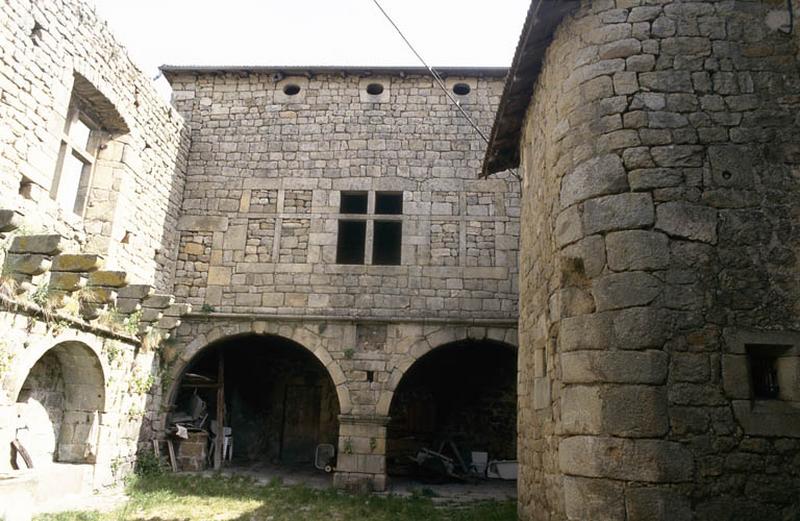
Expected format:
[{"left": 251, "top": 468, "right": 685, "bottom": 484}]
[
  {"left": 336, "top": 220, "right": 366, "bottom": 264},
  {"left": 373, "top": 221, "right": 402, "bottom": 265},
  {"left": 340, "top": 192, "right": 368, "bottom": 214},
  {"left": 375, "top": 192, "right": 403, "bottom": 215},
  {"left": 746, "top": 344, "right": 790, "bottom": 399}
]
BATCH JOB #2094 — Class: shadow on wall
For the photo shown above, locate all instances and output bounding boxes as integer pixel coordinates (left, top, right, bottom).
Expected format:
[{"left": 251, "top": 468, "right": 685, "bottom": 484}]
[
  {"left": 11, "top": 341, "right": 105, "bottom": 469},
  {"left": 387, "top": 339, "right": 517, "bottom": 478}
]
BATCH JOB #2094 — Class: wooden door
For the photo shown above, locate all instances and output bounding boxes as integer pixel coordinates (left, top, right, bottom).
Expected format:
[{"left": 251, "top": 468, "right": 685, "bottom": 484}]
[{"left": 280, "top": 385, "right": 321, "bottom": 463}]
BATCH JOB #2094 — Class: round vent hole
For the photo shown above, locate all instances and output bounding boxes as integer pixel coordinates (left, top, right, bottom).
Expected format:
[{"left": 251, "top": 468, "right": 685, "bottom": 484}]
[
  {"left": 283, "top": 84, "right": 301, "bottom": 96},
  {"left": 452, "top": 83, "right": 471, "bottom": 96},
  {"left": 366, "top": 83, "right": 384, "bottom": 95}
]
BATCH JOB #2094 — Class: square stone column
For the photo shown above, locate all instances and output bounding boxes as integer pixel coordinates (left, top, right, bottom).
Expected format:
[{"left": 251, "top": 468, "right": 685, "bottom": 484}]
[{"left": 333, "top": 414, "right": 389, "bottom": 492}]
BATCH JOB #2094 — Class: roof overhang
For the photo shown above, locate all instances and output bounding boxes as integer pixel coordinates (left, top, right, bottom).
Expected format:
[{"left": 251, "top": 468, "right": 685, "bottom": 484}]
[
  {"left": 481, "top": 0, "right": 580, "bottom": 177},
  {"left": 160, "top": 65, "right": 509, "bottom": 82}
]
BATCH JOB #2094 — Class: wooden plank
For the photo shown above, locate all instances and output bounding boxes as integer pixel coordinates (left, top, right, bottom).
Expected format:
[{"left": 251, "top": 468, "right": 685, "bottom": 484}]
[
  {"left": 166, "top": 440, "right": 177, "bottom": 472},
  {"left": 214, "top": 351, "right": 225, "bottom": 470},
  {"left": 12, "top": 439, "right": 33, "bottom": 469},
  {"left": 152, "top": 438, "right": 160, "bottom": 458}
]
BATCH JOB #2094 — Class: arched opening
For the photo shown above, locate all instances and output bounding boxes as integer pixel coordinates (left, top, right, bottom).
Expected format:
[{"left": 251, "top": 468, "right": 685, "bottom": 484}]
[
  {"left": 169, "top": 334, "right": 340, "bottom": 472},
  {"left": 387, "top": 339, "right": 516, "bottom": 481},
  {"left": 13, "top": 341, "right": 105, "bottom": 468}
]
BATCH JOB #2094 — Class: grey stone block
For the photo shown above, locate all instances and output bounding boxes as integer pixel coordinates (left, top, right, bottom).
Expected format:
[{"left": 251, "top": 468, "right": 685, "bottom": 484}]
[
  {"left": 592, "top": 272, "right": 661, "bottom": 311},
  {"left": 560, "top": 154, "right": 629, "bottom": 209},
  {"left": 10, "top": 234, "right": 63, "bottom": 255},
  {"left": 626, "top": 487, "right": 692, "bottom": 521},
  {"left": 561, "top": 350, "right": 668, "bottom": 385},
  {"left": 656, "top": 201, "right": 717, "bottom": 243},
  {"left": 583, "top": 193, "right": 654, "bottom": 235},
  {"left": 606, "top": 230, "right": 669, "bottom": 271}
]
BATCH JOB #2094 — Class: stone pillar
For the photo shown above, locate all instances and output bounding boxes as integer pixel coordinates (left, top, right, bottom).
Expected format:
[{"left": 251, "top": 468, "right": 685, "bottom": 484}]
[{"left": 333, "top": 414, "right": 388, "bottom": 492}]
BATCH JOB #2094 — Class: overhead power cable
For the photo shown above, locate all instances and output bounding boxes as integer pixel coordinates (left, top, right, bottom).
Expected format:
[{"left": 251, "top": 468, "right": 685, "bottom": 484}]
[{"left": 370, "top": 0, "right": 521, "bottom": 181}]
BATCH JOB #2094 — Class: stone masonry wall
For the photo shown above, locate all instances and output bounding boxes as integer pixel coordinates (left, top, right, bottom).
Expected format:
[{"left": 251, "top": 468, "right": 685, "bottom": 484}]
[
  {"left": 1, "top": 0, "right": 189, "bottom": 291},
  {"left": 165, "top": 71, "right": 519, "bottom": 318},
  {"left": 518, "top": 1, "right": 800, "bottom": 520}
]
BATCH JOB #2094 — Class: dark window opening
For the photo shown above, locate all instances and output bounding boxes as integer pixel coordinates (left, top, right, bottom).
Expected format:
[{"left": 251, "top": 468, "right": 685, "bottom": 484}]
[
  {"left": 366, "top": 83, "right": 384, "bottom": 95},
  {"left": 373, "top": 221, "right": 402, "bottom": 265},
  {"left": 340, "top": 191, "right": 368, "bottom": 214},
  {"left": 283, "top": 84, "right": 301, "bottom": 96},
  {"left": 336, "top": 220, "right": 366, "bottom": 264},
  {"left": 366, "top": 371, "right": 375, "bottom": 382},
  {"left": 452, "top": 83, "right": 471, "bottom": 96},
  {"left": 746, "top": 344, "right": 789, "bottom": 399},
  {"left": 375, "top": 192, "right": 403, "bottom": 215}
]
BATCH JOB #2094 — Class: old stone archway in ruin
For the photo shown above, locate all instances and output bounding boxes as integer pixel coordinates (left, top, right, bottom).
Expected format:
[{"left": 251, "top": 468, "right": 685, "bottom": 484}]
[
  {"left": 168, "top": 333, "right": 341, "bottom": 470},
  {"left": 386, "top": 338, "right": 517, "bottom": 480},
  {"left": 13, "top": 340, "right": 106, "bottom": 468}
]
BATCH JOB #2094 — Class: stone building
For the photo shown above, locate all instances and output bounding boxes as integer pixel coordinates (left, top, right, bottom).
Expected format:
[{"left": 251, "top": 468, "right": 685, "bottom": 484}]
[
  {"left": 0, "top": 0, "right": 520, "bottom": 503},
  {"left": 159, "top": 65, "right": 520, "bottom": 490},
  {"left": 484, "top": 0, "right": 800, "bottom": 519}
]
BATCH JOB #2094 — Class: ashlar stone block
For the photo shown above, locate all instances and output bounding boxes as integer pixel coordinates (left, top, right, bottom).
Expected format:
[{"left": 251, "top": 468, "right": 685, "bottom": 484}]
[{"left": 560, "top": 154, "right": 629, "bottom": 209}]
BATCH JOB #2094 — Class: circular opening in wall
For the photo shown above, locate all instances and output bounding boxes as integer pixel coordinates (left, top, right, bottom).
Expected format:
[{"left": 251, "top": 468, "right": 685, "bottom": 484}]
[
  {"left": 452, "top": 83, "right": 471, "bottom": 96},
  {"left": 283, "top": 84, "right": 301, "bottom": 96},
  {"left": 366, "top": 83, "right": 384, "bottom": 95}
]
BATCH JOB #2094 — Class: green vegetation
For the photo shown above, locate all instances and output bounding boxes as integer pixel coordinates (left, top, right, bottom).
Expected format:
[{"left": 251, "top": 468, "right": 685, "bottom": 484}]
[{"left": 35, "top": 473, "right": 516, "bottom": 521}]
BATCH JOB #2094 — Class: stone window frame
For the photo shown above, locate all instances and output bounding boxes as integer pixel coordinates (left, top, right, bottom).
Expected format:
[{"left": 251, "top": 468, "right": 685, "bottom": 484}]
[
  {"left": 335, "top": 190, "right": 404, "bottom": 266},
  {"left": 50, "top": 99, "right": 105, "bottom": 216},
  {"left": 722, "top": 328, "right": 800, "bottom": 438}
]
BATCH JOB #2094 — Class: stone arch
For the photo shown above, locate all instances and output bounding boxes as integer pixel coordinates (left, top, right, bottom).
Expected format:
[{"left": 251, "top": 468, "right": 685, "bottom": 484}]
[
  {"left": 165, "top": 326, "right": 349, "bottom": 466},
  {"left": 165, "top": 321, "right": 351, "bottom": 415},
  {"left": 383, "top": 335, "right": 518, "bottom": 477},
  {"left": 12, "top": 337, "right": 106, "bottom": 466},
  {"left": 377, "top": 328, "right": 517, "bottom": 416}
]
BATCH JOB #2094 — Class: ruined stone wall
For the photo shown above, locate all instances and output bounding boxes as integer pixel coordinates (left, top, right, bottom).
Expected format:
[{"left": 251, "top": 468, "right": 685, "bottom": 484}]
[
  {"left": 165, "top": 71, "right": 519, "bottom": 318},
  {"left": 0, "top": 0, "right": 189, "bottom": 290},
  {"left": 0, "top": 309, "right": 162, "bottom": 486},
  {"left": 518, "top": 1, "right": 800, "bottom": 519}
]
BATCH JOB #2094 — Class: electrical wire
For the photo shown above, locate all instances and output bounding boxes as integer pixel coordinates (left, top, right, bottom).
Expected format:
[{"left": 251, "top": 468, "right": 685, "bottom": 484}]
[{"left": 370, "top": 0, "right": 521, "bottom": 182}]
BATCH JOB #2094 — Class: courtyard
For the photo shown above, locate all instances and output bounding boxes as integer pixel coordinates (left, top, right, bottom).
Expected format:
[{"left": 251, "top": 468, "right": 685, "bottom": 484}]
[{"left": 35, "top": 473, "right": 516, "bottom": 521}]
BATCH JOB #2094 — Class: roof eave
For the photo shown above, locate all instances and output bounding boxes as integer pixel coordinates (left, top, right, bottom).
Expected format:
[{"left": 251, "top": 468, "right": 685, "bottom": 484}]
[{"left": 481, "top": 0, "right": 580, "bottom": 177}]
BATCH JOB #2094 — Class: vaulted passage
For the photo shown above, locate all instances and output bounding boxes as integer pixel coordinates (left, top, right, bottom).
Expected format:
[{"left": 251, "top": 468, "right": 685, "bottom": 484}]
[
  {"left": 387, "top": 339, "right": 516, "bottom": 480},
  {"left": 14, "top": 341, "right": 105, "bottom": 468},
  {"left": 170, "top": 335, "right": 339, "bottom": 468}
]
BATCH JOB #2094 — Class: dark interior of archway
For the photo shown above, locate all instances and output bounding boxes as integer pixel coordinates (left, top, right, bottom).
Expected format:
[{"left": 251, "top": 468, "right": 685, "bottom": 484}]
[
  {"left": 172, "top": 335, "right": 339, "bottom": 465},
  {"left": 387, "top": 340, "right": 517, "bottom": 477}
]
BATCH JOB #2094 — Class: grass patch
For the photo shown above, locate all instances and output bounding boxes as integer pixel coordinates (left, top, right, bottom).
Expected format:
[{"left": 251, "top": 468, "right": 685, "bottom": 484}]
[{"left": 35, "top": 474, "right": 516, "bottom": 521}]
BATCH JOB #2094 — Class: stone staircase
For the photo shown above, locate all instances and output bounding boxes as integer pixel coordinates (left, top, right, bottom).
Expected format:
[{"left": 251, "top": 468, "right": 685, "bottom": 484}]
[{"left": 0, "top": 208, "right": 190, "bottom": 341}]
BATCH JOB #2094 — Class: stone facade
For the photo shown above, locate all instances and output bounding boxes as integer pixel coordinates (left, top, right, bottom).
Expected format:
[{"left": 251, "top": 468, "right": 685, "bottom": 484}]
[
  {"left": 484, "top": 1, "right": 800, "bottom": 519},
  {"left": 0, "top": 0, "right": 189, "bottom": 290},
  {"left": 163, "top": 68, "right": 519, "bottom": 319}
]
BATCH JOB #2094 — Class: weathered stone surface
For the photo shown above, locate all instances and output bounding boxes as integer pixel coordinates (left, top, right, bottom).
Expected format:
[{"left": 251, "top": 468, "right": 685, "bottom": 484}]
[
  {"left": 559, "top": 436, "right": 693, "bottom": 482},
  {"left": 561, "top": 350, "right": 668, "bottom": 385},
  {"left": 560, "top": 154, "right": 628, "bottom": 209},
  {"left": 3, "top": 253, "right": 51, "bottom": 275},
  {"left": 51, "top": 254, "right": 104, "bottom": 273},
  {"left": 559, "top": 312, "right": 614, "bottom": 352},
  {"left": 10, "top": 235, "right": 63, "bottom": 255},
  {"left": 582, "top": 193, "right": 654, "bottom": 235},
  {"left": 613, "top": 307, "right": 671, "bottom": 349},
  {"left": 563, "top": 476, "right": 625, "bottom": 521},
  {"left": 143, "top": 294, "right": 175, "bottom": 309},
  {"left": 606, "top": 230, "right": 669, "bottom": 271},
  {"left": 117, "top": 284, "right": 153, "bottom": 300},
  {"left": 88, "top": 271, "right": 129, "bottom": 288},
  {"left": 49, "top": 272, "right": 87, "bottom": 291},
  {"left": 0, "top": 210, "right": 23, "bottom": 232},
  {"left": 626, "top": 487, "right": 692, "bottom": 521},
  {"left": 592, "top": 272, "right": 661, "bottom": 311},
  {"left": 656, "top": 202, "right": 717, "bottom": 243}
]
